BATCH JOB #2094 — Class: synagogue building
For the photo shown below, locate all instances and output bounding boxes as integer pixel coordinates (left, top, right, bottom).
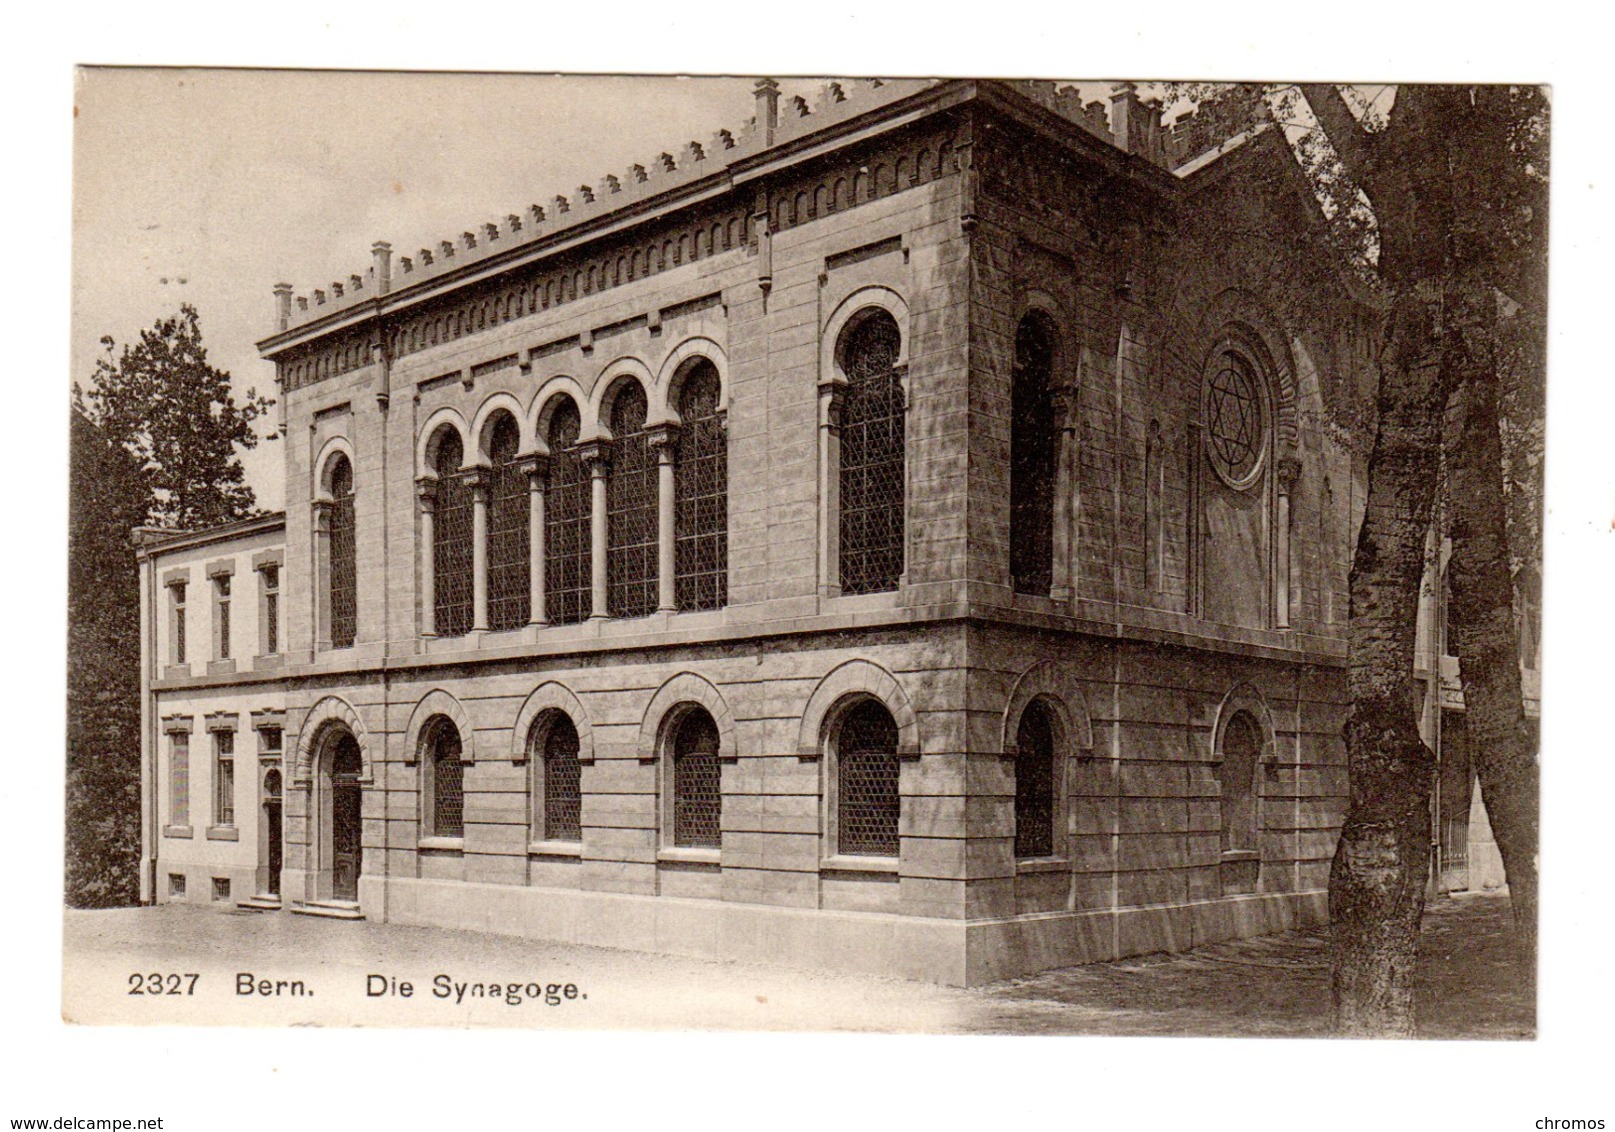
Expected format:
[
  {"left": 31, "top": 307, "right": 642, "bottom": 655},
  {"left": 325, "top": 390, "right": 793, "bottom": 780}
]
[{"left": 139, "top": 77, "right": 1381, "bottom": 984}]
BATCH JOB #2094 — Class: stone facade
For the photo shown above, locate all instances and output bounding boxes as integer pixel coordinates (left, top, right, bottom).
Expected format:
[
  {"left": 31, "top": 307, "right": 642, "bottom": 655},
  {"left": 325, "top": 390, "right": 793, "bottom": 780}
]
[{"left": 138, "top": 78, "right": 1376, "bottom": 984}]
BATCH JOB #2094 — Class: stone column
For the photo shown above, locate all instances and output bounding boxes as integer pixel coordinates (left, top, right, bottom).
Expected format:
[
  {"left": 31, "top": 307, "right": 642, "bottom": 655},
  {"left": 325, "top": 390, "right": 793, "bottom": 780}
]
[
  {"left": 1275, "top": 456, "right": 1300, "bottom": 630},
  {"left": 468, "top": 467, "right": 490, "bottom": 633},
  {"left": 817, "top": 380, "right": 844, "bottom": 597},
  {"left": 311, "top": 500, "right": 332, "bottom": 652},
  {"left": 649, "top": 424, "right": 680, "bottom": 612},
  {"left": 582, "top": 444, "right": 610, "bottom": 619},
  {"left": 521, "top": 455, "right": 549, "bottom": 626},
  {"left": 416, "top": 477, "right": 438, "bottom": 637}
]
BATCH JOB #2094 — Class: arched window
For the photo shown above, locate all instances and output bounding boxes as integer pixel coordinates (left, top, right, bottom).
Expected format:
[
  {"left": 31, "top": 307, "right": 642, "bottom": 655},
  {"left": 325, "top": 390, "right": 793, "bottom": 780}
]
[
  {"left": 328, "top": 454, "right": 357, "bottom": 649},
  {"left": 1013, "top": 700, "right": 1056, "bottom": 859},
  {"left": 1010, "top": 312, "right": 1057, "bottom": 595},
  {"left": 838, "top": 311, "right": 905, "bottom": 595},
  {"left": 607, "top": 381, "right": 657, "bottom": 618},
  {"left": 486, "top": 414, "right": 529, "bottom": 631},
  {"left": 432, "top": 431, "right": 473, "bottom": 637},
  {"left": 423, "top": 718, "right": 465, "bottom": 839},
  {"left": 836, "top": 699, "right": 900, "bottom": 857},
  {"left": 1217, "top": 709, "right": 1261, "bottom": 894},
  {"left": 531, "top": 713, "right": 582, "bottom": 843},
  {"left": 671, "top": 708, "right": 721, "bottom": 848},
  {"left": 674, "top": 361, "right": 727, "bottom": 611},
  {"left": 544, "top": 400, "right": 590, "bottom": 626}
]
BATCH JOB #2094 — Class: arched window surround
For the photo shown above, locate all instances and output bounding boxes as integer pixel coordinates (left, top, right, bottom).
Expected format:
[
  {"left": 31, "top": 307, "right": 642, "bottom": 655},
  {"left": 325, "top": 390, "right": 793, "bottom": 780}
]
[
  {"left": 1208, "top": 683, "right": 1279, "bottom": 896},
  {"left": 418, "top": 715, "right": 467, "bottom": 846},
  {"left": 512, "top": 681, "right": 594, "bottom": 854},
  {"left": 313, "top": 442, "right": 358, "bottom": 652},
  {"left": 817, "top": 289, "right": 911, "bottom": 600}
]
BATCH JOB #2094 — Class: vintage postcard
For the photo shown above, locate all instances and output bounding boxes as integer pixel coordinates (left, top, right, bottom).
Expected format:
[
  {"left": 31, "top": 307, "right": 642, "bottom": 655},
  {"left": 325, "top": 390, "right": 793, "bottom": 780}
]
[{"left": 46, "top": 47, "right": 1597, "bottom": 1131}]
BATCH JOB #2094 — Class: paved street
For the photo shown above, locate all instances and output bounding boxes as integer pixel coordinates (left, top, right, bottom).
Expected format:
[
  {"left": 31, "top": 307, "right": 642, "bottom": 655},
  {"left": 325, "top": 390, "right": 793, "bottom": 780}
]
[{"left": 62, "top": 892, "right": 1531, "bottom": 1037}]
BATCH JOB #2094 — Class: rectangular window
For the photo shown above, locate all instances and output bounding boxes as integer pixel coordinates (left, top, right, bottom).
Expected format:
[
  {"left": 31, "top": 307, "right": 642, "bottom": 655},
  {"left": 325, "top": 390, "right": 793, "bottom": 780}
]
[
  {"left": 168, "top": 873, "right": 186, "bottom": 898},
  {"left": 170, "top": 732, "right": 190, "bottom": 826},
  {"left": 212, "top": 877, "right": 231, "bottom": 901},
  {"left": 259, "top": 725, "right": 283, "bottom": 757},
  {"left": 171, "top": 583, "right": 187, "bottom": 665},
  {"left": 215, "top": 575, "right": 232, "bottom": 660},
  {"left": 214, "top": 730, "right": 235, "bottom": 827},
  {"left": 261, "top": 565, "right": 280, "bottom": 655}
]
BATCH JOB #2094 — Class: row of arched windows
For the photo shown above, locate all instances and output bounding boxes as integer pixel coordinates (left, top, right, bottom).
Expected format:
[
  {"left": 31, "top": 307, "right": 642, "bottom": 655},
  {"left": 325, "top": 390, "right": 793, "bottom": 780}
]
[
  {"left": 420, "top": 358, "right": 731, "bottom": 635},
  {"left": 317, "top": 306, "right": 914, "bottom": 647},
  {"left": 409, "top": 693, "right": 1068, "bottom": 862}
]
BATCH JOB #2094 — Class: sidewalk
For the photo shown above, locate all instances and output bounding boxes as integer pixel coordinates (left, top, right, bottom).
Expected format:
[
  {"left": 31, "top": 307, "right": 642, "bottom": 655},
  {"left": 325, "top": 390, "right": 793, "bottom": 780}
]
[{"left": 61, "top": 891, "right": 1531, "bottom": 1037}]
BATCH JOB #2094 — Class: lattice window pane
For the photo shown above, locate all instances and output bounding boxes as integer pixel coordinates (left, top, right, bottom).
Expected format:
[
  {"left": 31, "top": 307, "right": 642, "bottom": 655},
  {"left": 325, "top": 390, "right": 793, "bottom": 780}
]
[
  {"left": 263, "top": 565, "right": 280, "bottom": 655},
  {"left": 1010, "top": 314, "right": 1057, "bottom": 596},
  {"left": 329, "top": 458, "right": 357, "bottom": 648},
  {"left": 433, "top": 432, "right": 474, "bottom": 637},
  {"left": 838, "top": 313, "right": 905, "bottom": 595},
  {"left": 608, "top": 383, "right": 658, "bottom": 618},
  {"left": 672, "top": 710, "right": 721, "bottom": 848},
  {"left": 1013, "top": 702, "right": 1055, "bottom": 858},
  {"left": 431, "top": 724, "right": 465, "bottom": 838},
  {"left": 675, "top": 363, "right": 727, "bottom": 611},
  {"left": 486, "top": 415, "right": 531, "bottom": 631},
  {"left": 542, "top": 716, "right": 582, "bottom": 842},
  {"left": 544, "top": 402, "right": 591, "bottom": 626},
  {"left": 216, "top": 576, "right": 231, "bottom": 660},
  {"left": 838, "top": 699, "right": 900, "bottom": 856}
]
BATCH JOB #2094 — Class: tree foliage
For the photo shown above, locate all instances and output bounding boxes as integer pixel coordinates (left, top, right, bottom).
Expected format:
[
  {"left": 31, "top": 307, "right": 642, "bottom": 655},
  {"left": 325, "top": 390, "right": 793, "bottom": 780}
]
[
  {"left": 66, "top": 410, "right": 149, "bottom": 907},
  {"left": 67, "top": 305, "right": 276, "bottom": 906},
  {"left": 73, "top": 304, "right": 274, "bottom": 530}
]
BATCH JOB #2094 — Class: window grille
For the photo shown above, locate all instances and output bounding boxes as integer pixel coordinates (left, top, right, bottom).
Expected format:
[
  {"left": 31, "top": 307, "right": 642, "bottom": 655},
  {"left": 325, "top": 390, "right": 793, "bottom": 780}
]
[
  {"left": 214, "top": 730, "right": 235, "bottom": 827},
  {"left": 168, "top": 873, "right": 185, "bottom": 897},
  {"left": 215, "top": 575, "right": 232, "bottom": 660},
  {"left": 172, "top": 584, "right": 187, "bottom": 664},
  {"left": 486, "top": 415, "right": 531, "bottom": 631},
  {"left": 170, "top": 732, "right": 189, "bottom": 826},
  {"left": 607, "top": 382, "right": 657, "bottom": 618},
  {"left": 837, "top": 699, "right": 900, "bottom": 856},
  {"left": 1205, "top": 352, "right": 1265, "bottom": 488},
  {"left": 432, "top": 432, "right": 474, "bottom": 637},
  {"left": 1013, "top": 701, "right": 1055, "bottom": 858},
  {"left": 262, "top": 565, "right": 280, "bottom": 655},
  {"left": 675, "top": 363, "right": 728, "bottom": 611},
  {"left": 544, "top": 401, "right": 591, "bottom": 626},
  {"left": 540, "top": 715, "right": 582, "bottom": 842},
  {"left": 838, "top": 312, "right": 905, "bottom": 595},
  {"left": 212, "top": 877, "right": 231, "bottom": 902},
  {"left": 672, "top": 709, "right": 721, "bottom": 848},
  {"left": 1010, "top": 314, "right": 1057, "bottom": 595},
  {"left": 429, "top": 721, "right": 465, "bottom": 838},
  {"left": 328, "top": 456, "right": 357, "bottom": 648}
]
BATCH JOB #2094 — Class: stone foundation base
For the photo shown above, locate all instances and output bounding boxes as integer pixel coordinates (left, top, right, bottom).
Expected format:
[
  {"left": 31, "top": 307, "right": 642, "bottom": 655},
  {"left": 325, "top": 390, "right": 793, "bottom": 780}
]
[{"left": 369, "top": 878, "right": 1328, "bottom": 987}]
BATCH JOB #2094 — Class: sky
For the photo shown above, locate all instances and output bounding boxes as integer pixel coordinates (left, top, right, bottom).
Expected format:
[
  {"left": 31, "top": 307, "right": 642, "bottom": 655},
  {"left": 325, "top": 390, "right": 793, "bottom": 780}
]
[{"left": 72, "top": 70, "right": 785, "bottom": 511}]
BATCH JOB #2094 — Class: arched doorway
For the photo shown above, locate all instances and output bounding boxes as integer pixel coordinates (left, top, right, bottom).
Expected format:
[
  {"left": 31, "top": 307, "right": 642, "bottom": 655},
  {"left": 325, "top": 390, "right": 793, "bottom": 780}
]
[
  {"left": 262, "top": 768, "right": 283, "bottom": 899},
  {"left": 315, "top": 730, "right": 364, "bottom": 902}
]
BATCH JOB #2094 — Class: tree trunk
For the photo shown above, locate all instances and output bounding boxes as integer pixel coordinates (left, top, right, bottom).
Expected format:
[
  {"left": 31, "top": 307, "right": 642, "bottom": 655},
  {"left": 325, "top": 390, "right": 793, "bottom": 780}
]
[
  {"left": 1443, "top": 286, "right": 1539, "bottom": 972},
  {"left": 1329, "top": 287, "right": 1447, "bottom": 1037}
]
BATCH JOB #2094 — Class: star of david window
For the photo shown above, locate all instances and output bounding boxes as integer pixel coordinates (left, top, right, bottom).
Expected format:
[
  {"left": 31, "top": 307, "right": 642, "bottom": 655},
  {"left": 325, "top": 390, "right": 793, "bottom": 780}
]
[{"left": 1204, "top": 350, "right": 1267, "bottom": 489}]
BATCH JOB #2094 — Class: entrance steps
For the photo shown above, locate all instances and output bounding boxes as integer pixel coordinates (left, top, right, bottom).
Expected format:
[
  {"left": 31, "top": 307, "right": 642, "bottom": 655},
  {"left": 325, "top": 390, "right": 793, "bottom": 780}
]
[
  {"left": 235, "top": 895, "right": 283, "bottom": 912},
  {"left": 289, "top": 899, "right": 365, "bottom": 921}
]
